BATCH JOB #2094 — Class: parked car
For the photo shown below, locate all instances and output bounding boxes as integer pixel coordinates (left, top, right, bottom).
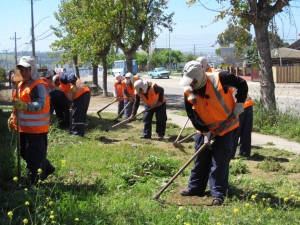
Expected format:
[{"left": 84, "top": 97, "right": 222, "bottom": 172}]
[{"left": 148, "top": 67, "right": 170, "bottom": 79}]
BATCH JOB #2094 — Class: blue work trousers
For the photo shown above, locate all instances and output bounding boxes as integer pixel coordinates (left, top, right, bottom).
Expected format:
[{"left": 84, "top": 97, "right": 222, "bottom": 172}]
[
  {"left": 188, "top": 131, "right": 233, "bottom": 199},
  {"left": 117, "top": 100, "right": 124, "bottom": 117},
  {"left": 20, "top": 132, "right": 54, "bottom": 184},
  {"left": 143, "top": 102, "right": 167, "bottom": 138},
  {"left": 123, "top": 99, "right": 134, "bottom": 120},
  {"left": 231, "top": 106, "right": 253, "bottom": 158},
  {"left": 50, "top": 90, "right": 70, "bottom": 127},
  {"left": 72, "top": 91, "right": 90, "bottom": 136}
]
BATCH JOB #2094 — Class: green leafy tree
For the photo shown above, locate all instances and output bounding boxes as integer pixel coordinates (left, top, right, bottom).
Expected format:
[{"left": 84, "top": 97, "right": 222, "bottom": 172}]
[
  {"left": 185, "top": 53, "right": 196, "bottom": 62},
  {"left": 112, "top": 0, "right": 174, "bottom": 73},
  {"left": 188, "top": 0, "right": 298, "bottom": 115}
]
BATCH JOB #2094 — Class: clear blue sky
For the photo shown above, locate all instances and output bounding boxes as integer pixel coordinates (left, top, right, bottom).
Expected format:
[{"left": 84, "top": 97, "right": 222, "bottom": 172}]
[{"left": 0, "top": 0, "right": 299, "bottom": 55}]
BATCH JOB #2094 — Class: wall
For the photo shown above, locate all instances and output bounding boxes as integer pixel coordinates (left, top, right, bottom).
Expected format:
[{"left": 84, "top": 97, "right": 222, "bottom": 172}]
[{"left": 272, "top": 66, "right": 300, "bottom": 83}]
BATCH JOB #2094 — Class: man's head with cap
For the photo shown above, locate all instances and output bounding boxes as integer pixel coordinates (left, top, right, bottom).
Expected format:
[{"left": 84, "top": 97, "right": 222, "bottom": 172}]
[
  {"left": 196, "top": 57, "right": 210, "bottom": 72},
  {"left": 14, "top": 56, "right": 39, "bottom": 82},
  {"left": 60, "top": 73, "right": 77, "bottom": 84},
  {"left": 179, "top": 60, "right": 207, "bottom": 90},
  {"left": 124, "top": 72, "right": 134, "bottom": 84},
  {"left": 134, "top": 79, "right": 148, "bottom": 94}
]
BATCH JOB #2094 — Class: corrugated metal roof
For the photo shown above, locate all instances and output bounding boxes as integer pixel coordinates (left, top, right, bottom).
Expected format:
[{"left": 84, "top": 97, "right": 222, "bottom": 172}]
[{"left": 271, "top": 48, "right": 300, "bottom": 59}]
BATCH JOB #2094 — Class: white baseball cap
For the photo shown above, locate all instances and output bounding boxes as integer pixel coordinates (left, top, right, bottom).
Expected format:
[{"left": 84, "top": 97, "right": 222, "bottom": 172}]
[
  {"left": 179, "top": 61, "right": 205, "bottom": 86},
  {"left": 115, "top": 73, "right": 124, "bottom": 83},
  {"left": 134, "top": 79, "right": 148, "bottom": 94}
]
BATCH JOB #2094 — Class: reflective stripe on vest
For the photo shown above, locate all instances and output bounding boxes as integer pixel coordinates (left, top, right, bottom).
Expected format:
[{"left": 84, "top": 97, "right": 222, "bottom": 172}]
[
  {"left": 13, "top": 79, "right": 50, "bottom": 133},
  {"left": 185, "top": 74, "right": 238, "bottom": 136},
  {"left": 138, "top": 83, "right": 166, "bottom": 107}
]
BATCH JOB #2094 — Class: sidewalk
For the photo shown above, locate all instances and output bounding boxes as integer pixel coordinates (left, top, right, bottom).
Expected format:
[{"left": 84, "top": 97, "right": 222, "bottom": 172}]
[
  {"left": 88, "top": 106, "right": 300, "bottom": 155},
  {"left": 165, "top": 112, "right": 300, "bottom": 155}
]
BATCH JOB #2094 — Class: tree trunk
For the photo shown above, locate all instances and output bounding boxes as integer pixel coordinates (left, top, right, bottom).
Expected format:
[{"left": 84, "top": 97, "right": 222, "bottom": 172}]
[
  {"left": 73, "top": 55, "right": 80, "bottom": 78},
  {"left": 125, "top": 54, "right": 134, "bottom": 74},
  {"left": 102, "top": 56, "right": 108, "bottom": 97},
  {"left": 92, "top": 64, "right": 98, "bottom": 87},
  {"left": 254, "top": 21, "right": 276, "bottom": 112}
]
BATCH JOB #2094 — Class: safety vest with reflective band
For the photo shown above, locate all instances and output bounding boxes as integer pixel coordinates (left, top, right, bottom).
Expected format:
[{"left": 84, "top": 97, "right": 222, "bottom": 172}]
[
  {"left": 121, "top": 76, "right": 139, "bottom": 99},
  {"left": 230, "top": 88, "right": 254, "bottom": 109},
  {"left": 185, "top": 74, "right": 239, "bottom": 136},
  {"left": 42, "top": 77, "right": 56, "bottom": 92},
  {"left": 113, "top": 82, "right": 124, "bottom": 102},
  {"left": 138, "top": 83, "right": 166, "bottom": 107},
  {"left": 60, "top": 79, "right": 90, "bottom": 101},
  {"left": 12, "top": 79, "right": 50, "bottom": 133}
]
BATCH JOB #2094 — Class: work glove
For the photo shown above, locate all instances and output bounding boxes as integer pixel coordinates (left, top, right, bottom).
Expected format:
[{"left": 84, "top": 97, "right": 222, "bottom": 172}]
[
  {"left": 7, "top": 116, "right": 14, "bottom": 131},
  {"left": 203, "top": 132, "right": 212, "bottom": 145},
  {"left": 233, "top": 102, "right": 244, "bottom": 117},
  {"left": 12, "top": 99, "right": 27, "bottom": 110},
  {"left": 70, "top": 84, "right": 77, "bottom": 93}
]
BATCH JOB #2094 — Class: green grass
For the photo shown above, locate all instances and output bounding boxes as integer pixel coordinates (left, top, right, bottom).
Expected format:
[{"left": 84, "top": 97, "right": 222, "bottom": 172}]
[{"left": 1, "top": 103, "right": 300, "bottom": 224}]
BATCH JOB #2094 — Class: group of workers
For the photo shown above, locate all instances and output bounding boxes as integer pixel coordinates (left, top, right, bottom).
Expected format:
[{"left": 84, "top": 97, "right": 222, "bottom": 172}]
[{"left": 7, "top": 56, "right": 254, "bottom": 207}]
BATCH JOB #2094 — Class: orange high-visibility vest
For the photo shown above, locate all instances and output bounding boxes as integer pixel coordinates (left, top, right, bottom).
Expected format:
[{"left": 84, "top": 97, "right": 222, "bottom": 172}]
[
  {"left": 12, "top": 79, "right": 50, "bottom": 133},
  {"left": 230, "top": 88, "right": 254, "bottom": 109},
  {"left": 113, "top": 82, "right": 124, "bottom": 102},
  {"left": 60, "top": 79, "right": 90, "bottom": 101},
  {"left": 138, "top": 83, "right": 166, "bottom": 107},
  {"left": 122, "top": 76, "right": 139, "bottom": 99},
  {"left": 185, "top": 74, "right": 239, "bottom": 136}
]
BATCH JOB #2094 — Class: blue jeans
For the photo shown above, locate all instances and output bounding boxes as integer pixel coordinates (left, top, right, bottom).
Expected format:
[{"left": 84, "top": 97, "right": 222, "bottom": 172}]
[
  {"left": 142, "top": 102, "right": 167, "bottom": 138},
  {"left": 187, "top": 131, "right": 233, "bottom": 198}
]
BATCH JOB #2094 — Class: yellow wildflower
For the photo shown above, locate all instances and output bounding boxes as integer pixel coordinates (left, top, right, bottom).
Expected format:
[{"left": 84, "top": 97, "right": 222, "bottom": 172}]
[
  {"left": 75, "top": 218, "right": 80, "bottom": 222},
  {"left": 7, "top": 211, "right": 13, "bottom": 218},
  {"left": 245, "top": 203, "right": 250, "bottom": 207},
  {"left": 178, "top": 206, "right": 183, "bottom": 211},
  {"left": 257, "top": 218, "right": 261, "bottom": 223},
  {"left": 267, "top": 207, "right": 272, "bottom": 212},
  {"left": 50, "top": 211, "right": 54, "bottom": 215},
  {"left": 25, "top": 201, "right": 30, "bottom": 206},
  {"left": 50, "top": 215, "right": 54, "bottom": 219},
  {"left": 13, "top": 177, "right": 18, "bottom": 182},
  {"left": 284, "top": 197, "right": 289, "bottom": 202},
  {"left": 217, "top": 222, "right": 222, "bottom": 225},
  {"left": 49, "top": 201, "right": 54, "bottom": 206},
  {"left": 183, "top": 222, "right": 191, "bottom": 225},
  {"left": 233, "top": 208, "right": 239, "bottom": 214},
  {"left": 23, "top": 218, "right": 28, "bottom": 224},
  {"left": 61, "top": 160, "right": 66, "bottom": 167},
  {"left": 251, "top": 194, "right": 257, "bottom": 200},
  {"left": 176, "top": 215, "right": 181, "bottom": 219},
  {"left": 37, "top": 168, "right": 42, "bottom": 174}
]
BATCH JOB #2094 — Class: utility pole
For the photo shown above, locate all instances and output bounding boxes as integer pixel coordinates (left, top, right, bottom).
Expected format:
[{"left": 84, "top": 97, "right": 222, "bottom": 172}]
[
  {"left": 10, "top": 32, "right": 21, "bottom": 66},
  {"left": 2, "top": 49, "right": 9, "bottom": 69},
  {"left": 169, "top": 30, "right": 171, "bottom": 69},
  {"left": 31, "top": 0, "right": 36, "bottom": 57}
]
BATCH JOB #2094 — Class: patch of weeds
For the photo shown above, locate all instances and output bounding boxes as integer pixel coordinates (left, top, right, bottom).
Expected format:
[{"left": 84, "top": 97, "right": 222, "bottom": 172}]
[
  {"left": 266, "top": 141, "right": 275, "bottom": 146},
  {"left": 230, "top": 158, "right": 249, "bottom": 175},
  {"left": 121, "top": 155, "right": 179, "bottom": 186},
  {"left": 257, "top": 156, "right": 283, "bottom": 172},
  {"left": 284, "top": 157, "right": 300, "bottom": 173},
  {"left": 171, "top": 111, "right": 187, "bottom": 117}
]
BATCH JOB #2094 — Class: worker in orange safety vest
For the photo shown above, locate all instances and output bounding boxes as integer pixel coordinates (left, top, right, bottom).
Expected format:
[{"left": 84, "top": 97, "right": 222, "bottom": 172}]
[
  {"left": 8, "top": 56, "right": 55, "bottom": 185},
  {"left": 179, "top": 60, "right": 248, "bottom": 206}
]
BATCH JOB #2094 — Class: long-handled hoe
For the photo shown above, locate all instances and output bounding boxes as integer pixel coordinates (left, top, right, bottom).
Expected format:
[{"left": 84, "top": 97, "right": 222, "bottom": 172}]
[
  {"left": 97, "top": 99, "right": 117, "bottom": 118},
  {"left": 152, "top": 113, "right": 235, "bottom": 201}
]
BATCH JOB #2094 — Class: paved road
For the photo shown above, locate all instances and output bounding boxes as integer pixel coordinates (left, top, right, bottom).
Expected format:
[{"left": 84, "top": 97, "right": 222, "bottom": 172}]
[
  {"left": 81, "top": 73, "right": 300, "bottom": 154},
  {"left": 81, "top": 73, "right": 300, "bottom": 113}
]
